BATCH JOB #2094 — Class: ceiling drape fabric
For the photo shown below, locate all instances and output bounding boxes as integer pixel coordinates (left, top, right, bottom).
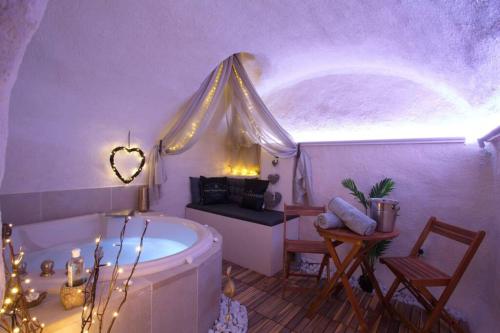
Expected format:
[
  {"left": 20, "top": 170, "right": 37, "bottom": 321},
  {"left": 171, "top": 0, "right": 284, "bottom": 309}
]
[
  {"left": 148, "top": 57, "right": 232, "bottom": 200},
  {"left": 477, "top": 125, "right": 500, "bottom": 148},
  {"left": 225, "top": 106, "right": 261, "bottom": 176},
  {"left": 148, "top": 54, "right": 314, "bottom": 205}
]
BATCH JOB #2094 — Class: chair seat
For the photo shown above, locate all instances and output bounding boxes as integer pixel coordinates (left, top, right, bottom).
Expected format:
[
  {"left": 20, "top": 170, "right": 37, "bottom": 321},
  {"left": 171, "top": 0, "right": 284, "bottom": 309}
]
[
  {"left": 381, "top": 256, "right": 451, "bottom": 287},
  {"left": 285, "top": 239, "right": 329, "bottom": 254}
]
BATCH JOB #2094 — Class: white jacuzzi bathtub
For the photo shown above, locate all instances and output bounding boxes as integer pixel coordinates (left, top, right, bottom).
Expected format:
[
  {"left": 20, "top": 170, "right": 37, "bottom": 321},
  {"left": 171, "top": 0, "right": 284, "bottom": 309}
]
[
  {"left": 14, "top": 213, "right": 215, "bottom": 281},
  {"left": 12, "top": 212, "right": 222, "bottom": 333}
]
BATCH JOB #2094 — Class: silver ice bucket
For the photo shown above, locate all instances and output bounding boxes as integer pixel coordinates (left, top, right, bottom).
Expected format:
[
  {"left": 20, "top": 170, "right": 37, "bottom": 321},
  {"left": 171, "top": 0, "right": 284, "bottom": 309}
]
[{"left": 369, "top": 198, "right": 400, "bottom": 233}]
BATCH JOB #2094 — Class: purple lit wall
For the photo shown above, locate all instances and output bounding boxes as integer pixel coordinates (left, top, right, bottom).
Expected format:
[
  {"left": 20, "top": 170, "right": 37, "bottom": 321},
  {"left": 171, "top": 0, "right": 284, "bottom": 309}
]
[
  {"left": 2, "top": 1, "right": 499, "bottom": 195},
  {"left": 0, "top": 1, "right": 499, "bottom": 330},
  {"left": 261, "top": 141, "right": 499, "bottom": 332},
  {"left": 0, "top": 0, "right": 48, "bottom": 187},
  {"left": 0, "top": 0, "right": 48, "bottom": 305}
]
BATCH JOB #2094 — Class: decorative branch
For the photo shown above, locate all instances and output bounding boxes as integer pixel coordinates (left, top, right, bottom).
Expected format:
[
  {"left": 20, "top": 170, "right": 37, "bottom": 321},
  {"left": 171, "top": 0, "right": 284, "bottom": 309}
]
[
  {"left": 97, "top": 217, "right": 130, "bottom": 331},
  {"left": 80, "top": 217, "right": 149, "bottom": 333},
  {"left": 1, "top": 224, "right": 45, "bottom": 333},
  {"left": 80, "top": 236, "right": 104, "bottom": 332},
  {"left": 106, "top": 219, "right": 149, "bottom": 332}
]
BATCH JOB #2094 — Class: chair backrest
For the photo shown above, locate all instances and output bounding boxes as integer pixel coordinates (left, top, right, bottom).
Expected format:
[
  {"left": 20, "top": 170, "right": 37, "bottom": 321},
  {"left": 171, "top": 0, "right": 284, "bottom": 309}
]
[
  {"left": 410, "top": 216, "right": 485, "bottom": 289},
  {"left": 283, "top": 204, "right": 325, "bottom": 241}
]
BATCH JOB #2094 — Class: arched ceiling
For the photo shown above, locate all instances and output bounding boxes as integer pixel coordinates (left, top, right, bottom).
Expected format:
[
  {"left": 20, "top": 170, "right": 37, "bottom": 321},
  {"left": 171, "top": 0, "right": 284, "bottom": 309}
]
[
  {"left": 265, "top": 73, "right": 475, "bottom": 141},
  {"left": 2, "top": 0, "right": 499, "bottom": 192}
]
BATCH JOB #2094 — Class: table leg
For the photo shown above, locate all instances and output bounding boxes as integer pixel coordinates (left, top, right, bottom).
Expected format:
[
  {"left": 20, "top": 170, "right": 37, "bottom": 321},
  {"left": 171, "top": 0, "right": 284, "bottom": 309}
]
[
  {"left": 330, "top": 254, "right": 363, "bottom": 297},
  {"left": 361, "top": 258, "right": 392, "bottom": 320},
  {"left": 305, "top": 261, "right": 343, "bottom": 318},
  {"left": 306, "top": 239, "right": 362, "bottom": 318},
  {"left": 341, "top": 270, "right": 369, "bottom": 332},
  {"left": 312, "top": 241, "right": 384, "bottom": 332},
  {"left": 330, "top": 242, "right": 370, "bottom": 332},
  {"left": 331, "top": 241, "right": 377, "bottom": 297}
]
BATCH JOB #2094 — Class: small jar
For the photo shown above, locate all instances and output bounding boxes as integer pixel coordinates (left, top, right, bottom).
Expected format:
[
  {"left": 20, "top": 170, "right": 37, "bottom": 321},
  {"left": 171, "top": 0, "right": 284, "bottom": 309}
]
[{"left": 60, "top": 279, "right": 86, "bottom": 310}]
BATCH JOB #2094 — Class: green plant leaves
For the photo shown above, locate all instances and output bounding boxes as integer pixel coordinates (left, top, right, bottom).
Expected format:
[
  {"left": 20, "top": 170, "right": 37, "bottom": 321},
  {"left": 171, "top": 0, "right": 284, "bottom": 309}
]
[
  {"left": 341, "top": 178, "right": 369, "bottom": 211},
  {"left": 369, "top": 178, "right": 395, "bottom": 199},
  {"left": 368, "top": 239, "right": 392, "bottom": 268},
  {"left": 340, "top": 177, "right": 396, "bottom": 270}
]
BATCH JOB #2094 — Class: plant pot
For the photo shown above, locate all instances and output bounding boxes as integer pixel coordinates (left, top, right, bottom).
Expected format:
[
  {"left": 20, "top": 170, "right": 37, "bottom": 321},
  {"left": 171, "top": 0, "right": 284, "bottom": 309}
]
[{"left": 358, "top": 274, "right": 373, "bottom": 293}]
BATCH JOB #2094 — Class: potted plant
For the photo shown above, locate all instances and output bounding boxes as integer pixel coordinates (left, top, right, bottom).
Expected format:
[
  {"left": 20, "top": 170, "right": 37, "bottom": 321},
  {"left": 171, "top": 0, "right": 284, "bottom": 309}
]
[{"left": 341, "top": 177, "right": 395, "bottom": 293}]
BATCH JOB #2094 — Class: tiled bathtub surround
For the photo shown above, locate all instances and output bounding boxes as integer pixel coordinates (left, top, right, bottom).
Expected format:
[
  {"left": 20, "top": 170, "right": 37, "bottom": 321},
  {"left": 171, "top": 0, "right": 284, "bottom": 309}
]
[
  {"left": 0, "top": 185, "right": 141, "bottom": 225},
  {"left": 14, "top": 214, "right": 221, "bottom": 332}
]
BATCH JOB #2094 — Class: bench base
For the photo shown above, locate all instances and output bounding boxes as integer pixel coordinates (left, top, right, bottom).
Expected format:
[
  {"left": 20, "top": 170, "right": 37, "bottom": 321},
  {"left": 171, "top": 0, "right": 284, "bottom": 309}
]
[{"left": 186, "top": 207, "right": 298, "bottom": 276}]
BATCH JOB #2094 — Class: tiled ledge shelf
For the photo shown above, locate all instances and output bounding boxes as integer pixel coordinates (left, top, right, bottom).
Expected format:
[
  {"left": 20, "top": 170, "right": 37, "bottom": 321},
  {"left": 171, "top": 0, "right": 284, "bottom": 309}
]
[{"left": 0, "top": 185, "right": 142, "bottom": 225}]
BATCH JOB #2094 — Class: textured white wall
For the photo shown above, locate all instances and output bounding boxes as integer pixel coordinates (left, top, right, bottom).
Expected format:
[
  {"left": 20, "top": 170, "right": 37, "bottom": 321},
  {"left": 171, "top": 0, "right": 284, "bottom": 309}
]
[
  {"left": 151, "top": 117, "right": 228, "bottom": 217},
  {"left": 265, "top": 74, "right": 497, "bottom": 142},
  {"left": 1, "top": 1, "right": 499, "bottom": 328},
  {"left": 261, "top": 142, "right": 499, "bottom": 332},
  {"left": 490, "top": 139, "right": 500, "bottom": 316},
  {"left": 0, "top": 0, "right": 48, "bottom": 187},
  {"left": 0, "top": 0, "right": 48, "bottom": 305},
  {"left": 1, "top": 0, "right": 499, "bottom": 195}
]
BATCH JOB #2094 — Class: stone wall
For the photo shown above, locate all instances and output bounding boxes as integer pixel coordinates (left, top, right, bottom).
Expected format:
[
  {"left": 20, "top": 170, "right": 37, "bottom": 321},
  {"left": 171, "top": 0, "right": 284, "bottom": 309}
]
[
  {"left": 261, "top": 141, "right": 498, "bottom": 332},
  {"left": 0, "top": 0, "right": 49, "bottom": 303}
]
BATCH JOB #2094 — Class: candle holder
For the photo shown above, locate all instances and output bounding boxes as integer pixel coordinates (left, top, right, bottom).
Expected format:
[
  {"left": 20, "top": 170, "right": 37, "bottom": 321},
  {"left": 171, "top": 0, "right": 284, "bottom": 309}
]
[
  {"left": 138, "top": 186, "right": 149, "bottom": 212},
  {"left": 60, "top": 278, "right": 87, "bottom": 310},
  {"left": 40, "top": 260, "right": 55, "bottom": 277}
]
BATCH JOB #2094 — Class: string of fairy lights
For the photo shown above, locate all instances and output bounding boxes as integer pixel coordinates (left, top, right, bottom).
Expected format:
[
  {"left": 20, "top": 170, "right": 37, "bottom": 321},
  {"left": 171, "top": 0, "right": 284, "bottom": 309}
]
[
  {"left": 109, "top": 146, "right": 146, "bottom": 184},
  {"left": 1, "top": 224, "right": 45, "bottom": 333},
  {"left": 1, "top": 215, "right": 149, "bottom": 333},
  {"left": 81, "top": 216, "right": 149, "bottom": 333},
  {"left": 109, "top": 130, "right": 146, "bottom": 184}
]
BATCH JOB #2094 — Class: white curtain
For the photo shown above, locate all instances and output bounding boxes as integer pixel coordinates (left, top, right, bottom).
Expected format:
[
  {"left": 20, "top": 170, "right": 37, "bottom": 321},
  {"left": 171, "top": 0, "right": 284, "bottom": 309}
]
[
  {"left": 478, "top": 125, "right": 500, "bottom": 148},
  {"left": 148, "top": 54, "right": 314, "bottom": 205}
]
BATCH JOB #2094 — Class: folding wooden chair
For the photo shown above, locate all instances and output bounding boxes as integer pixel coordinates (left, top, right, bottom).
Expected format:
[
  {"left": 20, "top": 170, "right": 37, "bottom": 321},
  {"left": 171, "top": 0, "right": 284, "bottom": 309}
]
[
  {"left": 381, "top": 216, "right": 485, "bottom": 333},
  {"left": 282, "top": 204, "right": 337, "bottom": 295}
]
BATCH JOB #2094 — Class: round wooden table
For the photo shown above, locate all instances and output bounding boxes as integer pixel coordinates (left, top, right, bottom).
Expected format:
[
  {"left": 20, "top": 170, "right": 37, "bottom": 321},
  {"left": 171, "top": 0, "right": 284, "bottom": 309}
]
[{"left": 307, "top": 227, "right": 400, "bottom": 333}]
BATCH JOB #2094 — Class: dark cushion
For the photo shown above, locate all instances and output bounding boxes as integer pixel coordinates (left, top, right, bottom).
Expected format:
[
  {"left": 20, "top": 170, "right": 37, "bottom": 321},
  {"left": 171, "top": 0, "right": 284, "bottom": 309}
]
[
  {"left": 227, "top": 177, "right": 258, "bottom": 204},
  {"left": 199, "top": 176, "right": 228, "bottom": 205},
  {"left": 241, "top": 179, "right": 269, "bottom": 211},
  {"left": 186, "top": 203, "right": 296, "bottom": 227},
  {"left": 189, "top": 177, "right": 201, "bottom": 204},
  {"left": 227, "top": 177, "right": 245, "bottom": 204}
]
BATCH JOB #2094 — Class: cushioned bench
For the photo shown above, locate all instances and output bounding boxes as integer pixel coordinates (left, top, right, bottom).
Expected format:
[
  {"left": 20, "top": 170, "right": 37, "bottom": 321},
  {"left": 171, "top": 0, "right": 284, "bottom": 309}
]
[
  {"left": 186, "top": 203, "right": 299, "bottom": 276},
  {"left": 186, "top": 203, "right": 295, "bottom": 227}
]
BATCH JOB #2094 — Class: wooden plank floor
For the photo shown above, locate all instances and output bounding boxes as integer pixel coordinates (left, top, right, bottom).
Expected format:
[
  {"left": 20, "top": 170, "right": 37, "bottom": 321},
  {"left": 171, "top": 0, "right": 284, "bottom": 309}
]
[{"left": 222, "top": 260, "right": 470, "bottom": 333}]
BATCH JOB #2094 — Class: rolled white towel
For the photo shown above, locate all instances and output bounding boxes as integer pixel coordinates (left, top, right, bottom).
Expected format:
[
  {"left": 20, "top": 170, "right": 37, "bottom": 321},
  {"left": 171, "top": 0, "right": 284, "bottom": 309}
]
[
  {"left": 328, "top": 197, "right": 377, "bottom": 236},
  {"left": 315, "top": 212, "right": 344, "bottom": 229}
]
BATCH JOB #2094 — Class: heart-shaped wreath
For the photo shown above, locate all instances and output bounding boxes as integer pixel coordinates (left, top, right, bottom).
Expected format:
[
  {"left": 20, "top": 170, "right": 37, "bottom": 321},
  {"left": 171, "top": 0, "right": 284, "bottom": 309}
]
[{"left": 109, "top": 146, "right": 146, "bottom": 184}]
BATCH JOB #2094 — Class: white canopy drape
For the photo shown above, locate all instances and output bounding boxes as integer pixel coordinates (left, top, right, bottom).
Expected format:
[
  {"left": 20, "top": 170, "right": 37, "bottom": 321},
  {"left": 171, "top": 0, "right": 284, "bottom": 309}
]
[{"left": 148, "top": 54, "right": 314, "bottom": 205}]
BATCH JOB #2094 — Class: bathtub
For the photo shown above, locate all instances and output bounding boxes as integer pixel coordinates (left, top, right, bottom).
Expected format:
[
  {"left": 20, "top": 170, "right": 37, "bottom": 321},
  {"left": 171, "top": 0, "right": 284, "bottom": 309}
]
[{"left": 12, "top": 212, "right": 222, "bottom": 333}]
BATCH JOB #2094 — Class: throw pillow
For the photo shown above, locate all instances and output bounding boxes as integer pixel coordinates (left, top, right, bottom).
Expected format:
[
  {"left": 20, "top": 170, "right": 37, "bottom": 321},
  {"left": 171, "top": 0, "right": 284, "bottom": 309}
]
[
  {"left": 199, "top": 176, "right": 228, "bottom": 205},
  {"left": 227, "top": 177, "right": 258, "bottom": 204},
  {"left": 241, "top": 179, "right": 269, "bottom": 211},
  {"left": 227, "top": 177, "right": 246, "bottom": 205},
  {"left": 189, "top": 177, "right": 201, "bottom": 204}
]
